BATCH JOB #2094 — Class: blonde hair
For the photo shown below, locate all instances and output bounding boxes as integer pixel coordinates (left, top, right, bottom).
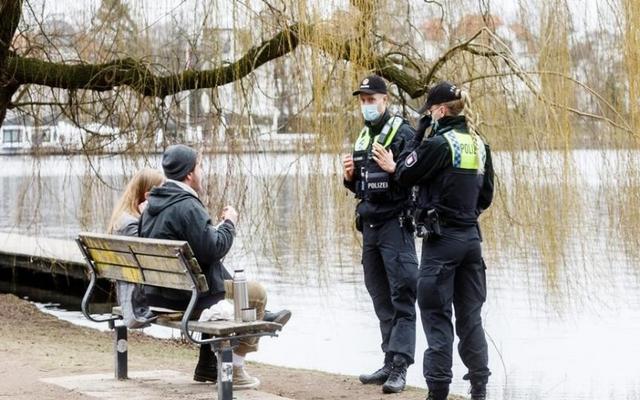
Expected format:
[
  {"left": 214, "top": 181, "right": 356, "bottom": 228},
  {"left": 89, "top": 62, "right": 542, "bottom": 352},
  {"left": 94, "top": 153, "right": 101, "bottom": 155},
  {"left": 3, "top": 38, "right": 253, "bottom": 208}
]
[
  {"left": 107, "top": 168, "right": 165, "bottom": 234},
  {"left": 441, "top": 90, "right": 485, "bottom": 174}
]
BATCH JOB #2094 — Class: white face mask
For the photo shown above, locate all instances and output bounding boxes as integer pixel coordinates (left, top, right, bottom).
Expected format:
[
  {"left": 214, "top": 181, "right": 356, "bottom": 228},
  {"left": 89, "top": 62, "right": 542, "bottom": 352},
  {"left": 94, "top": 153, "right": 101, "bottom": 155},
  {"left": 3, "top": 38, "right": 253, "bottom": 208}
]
[
  {"left": 429, "top": 106, "right": 444, "bottom": 131},
  {"left": 361, "top": 104, "right": 381, "bottom": 122}
]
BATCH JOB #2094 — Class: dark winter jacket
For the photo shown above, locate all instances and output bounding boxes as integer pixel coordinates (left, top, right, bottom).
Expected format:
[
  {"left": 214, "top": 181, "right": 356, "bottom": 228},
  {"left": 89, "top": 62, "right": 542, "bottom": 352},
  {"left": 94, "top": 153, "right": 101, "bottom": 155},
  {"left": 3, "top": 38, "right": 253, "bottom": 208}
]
[
  {"left": 395, "top": 115, "right": 494, "bottom": 226},
  {"left": 139, "top": 181, "right": 235, "bottom": 296}
]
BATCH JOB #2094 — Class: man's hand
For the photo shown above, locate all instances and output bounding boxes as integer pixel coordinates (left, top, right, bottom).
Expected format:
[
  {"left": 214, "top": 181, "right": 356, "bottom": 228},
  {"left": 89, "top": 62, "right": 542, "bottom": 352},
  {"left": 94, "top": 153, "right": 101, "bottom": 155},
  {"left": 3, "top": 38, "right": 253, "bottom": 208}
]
[
  {"left": 372, "top": 143, "right": 396, "bottom": 173},
  {"left": 343, "top": 154, "right": 355, "bottom": 181},
  {"left": 221, "top": 205, "right": 238, "bottom": 225}
]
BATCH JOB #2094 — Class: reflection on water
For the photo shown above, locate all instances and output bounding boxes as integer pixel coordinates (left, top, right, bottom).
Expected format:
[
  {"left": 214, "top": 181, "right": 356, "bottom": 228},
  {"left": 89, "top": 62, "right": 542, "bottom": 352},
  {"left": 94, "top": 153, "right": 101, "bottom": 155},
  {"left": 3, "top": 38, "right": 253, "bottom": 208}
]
[{"left": 1, "top": 152, "right": 640, "bottom": 400}]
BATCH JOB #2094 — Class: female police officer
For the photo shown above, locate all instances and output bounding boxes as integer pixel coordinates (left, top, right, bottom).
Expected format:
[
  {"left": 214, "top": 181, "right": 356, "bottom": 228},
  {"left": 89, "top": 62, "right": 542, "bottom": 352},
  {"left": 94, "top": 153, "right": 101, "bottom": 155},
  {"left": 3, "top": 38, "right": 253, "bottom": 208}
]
[
  {"left": 373, "top": 81, "right": 494, "bottom": 400},
  {"left": 342, "top": 75, "right": 418, "bottom": 394}
]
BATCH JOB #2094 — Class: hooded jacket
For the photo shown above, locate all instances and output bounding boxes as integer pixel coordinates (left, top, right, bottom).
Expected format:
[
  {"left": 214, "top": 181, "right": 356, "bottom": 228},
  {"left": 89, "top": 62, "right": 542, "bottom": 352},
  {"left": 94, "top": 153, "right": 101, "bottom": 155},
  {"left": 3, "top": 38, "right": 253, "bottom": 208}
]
[{"left": 139, "top": 181, "right": 235, "bottom": 296}]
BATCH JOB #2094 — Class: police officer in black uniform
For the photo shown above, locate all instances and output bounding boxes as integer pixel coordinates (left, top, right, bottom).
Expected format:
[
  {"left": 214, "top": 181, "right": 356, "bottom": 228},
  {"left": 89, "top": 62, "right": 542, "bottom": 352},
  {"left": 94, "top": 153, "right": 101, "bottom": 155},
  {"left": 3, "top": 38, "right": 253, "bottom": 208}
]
[
  {"left": 377, "top": 81, "right": 494, "bottom": 400},
  {"left": 342, "top": 75, "right": 418, "bottom": 394}
]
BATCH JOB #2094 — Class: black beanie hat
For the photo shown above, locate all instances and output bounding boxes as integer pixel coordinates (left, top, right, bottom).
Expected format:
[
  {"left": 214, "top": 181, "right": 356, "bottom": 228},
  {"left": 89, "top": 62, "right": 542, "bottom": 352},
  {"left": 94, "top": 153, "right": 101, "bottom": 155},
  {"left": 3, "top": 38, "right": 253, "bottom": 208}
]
[{"left": 162, "top": 144, "right": 198, "bottom": 181}]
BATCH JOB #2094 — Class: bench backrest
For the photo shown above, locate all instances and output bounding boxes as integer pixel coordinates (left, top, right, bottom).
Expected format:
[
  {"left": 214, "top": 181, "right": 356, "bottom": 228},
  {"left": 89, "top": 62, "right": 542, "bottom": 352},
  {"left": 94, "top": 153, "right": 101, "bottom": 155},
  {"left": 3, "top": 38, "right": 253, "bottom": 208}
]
[{"left": 77, "top": 232, "right": 209, "bottom": 293}]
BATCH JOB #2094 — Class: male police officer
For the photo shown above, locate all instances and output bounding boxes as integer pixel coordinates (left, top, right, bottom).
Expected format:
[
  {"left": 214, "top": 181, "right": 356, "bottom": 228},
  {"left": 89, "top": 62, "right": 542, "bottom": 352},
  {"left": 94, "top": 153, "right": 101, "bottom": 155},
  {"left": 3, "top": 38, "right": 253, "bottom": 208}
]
[
  {"left": 342, "top": 75, "right": 418, "bottom": 394},
  {"left": 378, "top": 82, "right": 494, "bottom": 400}
]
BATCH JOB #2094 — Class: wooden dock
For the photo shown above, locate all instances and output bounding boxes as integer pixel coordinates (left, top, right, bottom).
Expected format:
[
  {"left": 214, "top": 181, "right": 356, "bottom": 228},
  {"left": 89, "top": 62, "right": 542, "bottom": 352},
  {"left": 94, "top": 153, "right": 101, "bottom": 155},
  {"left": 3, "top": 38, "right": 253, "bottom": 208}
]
[{"left": 0, "top": 232, "right": 86, "bottom": 280}]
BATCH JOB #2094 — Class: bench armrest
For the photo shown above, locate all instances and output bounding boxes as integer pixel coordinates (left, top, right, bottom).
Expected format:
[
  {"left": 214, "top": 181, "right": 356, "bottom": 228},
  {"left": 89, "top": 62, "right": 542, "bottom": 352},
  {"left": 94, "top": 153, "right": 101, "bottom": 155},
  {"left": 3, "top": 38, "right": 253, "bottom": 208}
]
[{"left": 77, "top": 238, "right": 121, "bottom": 324}]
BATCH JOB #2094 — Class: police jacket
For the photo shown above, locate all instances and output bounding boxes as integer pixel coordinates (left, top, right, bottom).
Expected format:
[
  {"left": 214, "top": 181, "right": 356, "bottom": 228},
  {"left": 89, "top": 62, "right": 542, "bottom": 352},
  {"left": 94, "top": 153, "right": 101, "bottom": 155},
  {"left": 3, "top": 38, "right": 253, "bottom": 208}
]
[
  {"left": 344, "top": 110, "right": 415, "bottom": 223},
  {"left": 139, "top": 181, "right": 235, "bottom": 296},
  {"left": 395, "top": 115, "right": 494, "bottom": 227}
]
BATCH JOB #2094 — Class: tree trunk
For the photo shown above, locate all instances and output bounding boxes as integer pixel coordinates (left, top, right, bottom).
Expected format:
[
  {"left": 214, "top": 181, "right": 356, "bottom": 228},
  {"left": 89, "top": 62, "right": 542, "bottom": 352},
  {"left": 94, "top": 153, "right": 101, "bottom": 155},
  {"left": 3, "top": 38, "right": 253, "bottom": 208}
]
[{"left": 0, "top": 0, "right": 23, "bottom": 126}]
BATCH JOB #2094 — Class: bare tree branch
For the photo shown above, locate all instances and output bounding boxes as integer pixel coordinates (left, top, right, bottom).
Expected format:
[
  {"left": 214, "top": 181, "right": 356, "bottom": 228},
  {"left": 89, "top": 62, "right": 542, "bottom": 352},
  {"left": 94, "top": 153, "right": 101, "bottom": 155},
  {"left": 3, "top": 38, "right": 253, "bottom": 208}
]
[
  {"left": 4, "top": 19, "right": 450, "bottom": 106},
  {"left": 6, "top": 23, "right": 304, "bottom": 97},
  {"left": 423, "top": 28, "right": 494, "bottom": 86}
]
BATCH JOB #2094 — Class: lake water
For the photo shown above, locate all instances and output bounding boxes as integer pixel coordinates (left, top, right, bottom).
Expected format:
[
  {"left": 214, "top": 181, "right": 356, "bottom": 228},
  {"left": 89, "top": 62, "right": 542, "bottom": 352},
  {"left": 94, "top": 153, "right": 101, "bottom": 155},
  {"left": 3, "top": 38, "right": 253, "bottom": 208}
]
[{"left": 1, "top": 151, "right": 639, "bottom": 400}]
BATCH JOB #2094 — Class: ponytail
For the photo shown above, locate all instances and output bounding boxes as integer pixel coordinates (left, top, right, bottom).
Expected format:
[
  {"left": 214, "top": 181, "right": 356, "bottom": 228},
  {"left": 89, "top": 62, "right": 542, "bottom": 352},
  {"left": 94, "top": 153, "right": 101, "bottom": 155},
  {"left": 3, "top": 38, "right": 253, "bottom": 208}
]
[
  {"left": 459, "top": 90, "right": 485, "bottom": 175},
  {"left": 440, "top": 90, "right": 486, "bottom": 174}
]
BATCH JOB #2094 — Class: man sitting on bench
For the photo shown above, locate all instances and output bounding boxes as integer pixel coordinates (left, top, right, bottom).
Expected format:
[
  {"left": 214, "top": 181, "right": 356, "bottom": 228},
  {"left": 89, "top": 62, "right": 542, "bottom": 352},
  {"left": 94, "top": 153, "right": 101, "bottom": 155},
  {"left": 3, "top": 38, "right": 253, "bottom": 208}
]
[{"left": 139, "top": 144, "right": 291, "bottom": 389}]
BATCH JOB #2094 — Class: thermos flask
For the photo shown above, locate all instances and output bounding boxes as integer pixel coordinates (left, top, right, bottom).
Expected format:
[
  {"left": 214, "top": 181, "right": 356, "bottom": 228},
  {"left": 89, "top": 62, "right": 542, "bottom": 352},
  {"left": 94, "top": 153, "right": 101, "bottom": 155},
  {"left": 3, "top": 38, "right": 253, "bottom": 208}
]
[{"left": 233, "top": 269, "right": 249, "bottom": 322}]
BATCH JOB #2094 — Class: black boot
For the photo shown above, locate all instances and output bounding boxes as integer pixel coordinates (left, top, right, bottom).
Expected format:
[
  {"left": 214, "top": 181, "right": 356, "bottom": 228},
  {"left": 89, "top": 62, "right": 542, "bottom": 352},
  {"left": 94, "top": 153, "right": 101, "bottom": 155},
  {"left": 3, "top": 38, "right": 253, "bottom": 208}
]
[
  {"left": 426, "top": 388, "right": 449, "bottom": 400},
  {"left": 470, "top": 382, "right": 487, "bottom": 400},
  {"left": 359, "top": 362, "right": 392, "bottom": 385},
  {"left": 382, "top": 354, "right": 408, "bottom": 394},
  {"left": 193, "top": 338, "right": 217, "bottom": 383}
]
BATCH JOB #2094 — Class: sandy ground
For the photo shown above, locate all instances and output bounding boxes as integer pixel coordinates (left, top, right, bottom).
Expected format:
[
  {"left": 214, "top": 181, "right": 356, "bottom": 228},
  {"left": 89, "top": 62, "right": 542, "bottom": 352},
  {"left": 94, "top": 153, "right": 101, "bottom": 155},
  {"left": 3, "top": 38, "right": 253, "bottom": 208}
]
[{"left": 0, "top": 294, "right": 464, "bottom": 400}]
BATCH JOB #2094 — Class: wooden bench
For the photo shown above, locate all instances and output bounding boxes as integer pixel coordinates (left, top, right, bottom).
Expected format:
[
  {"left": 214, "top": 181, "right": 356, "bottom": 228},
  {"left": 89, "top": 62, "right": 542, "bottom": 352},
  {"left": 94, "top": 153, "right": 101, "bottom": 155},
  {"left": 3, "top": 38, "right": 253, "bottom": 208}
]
[{"left": 76, "top": 232, "right": 282, "bottom": 400}]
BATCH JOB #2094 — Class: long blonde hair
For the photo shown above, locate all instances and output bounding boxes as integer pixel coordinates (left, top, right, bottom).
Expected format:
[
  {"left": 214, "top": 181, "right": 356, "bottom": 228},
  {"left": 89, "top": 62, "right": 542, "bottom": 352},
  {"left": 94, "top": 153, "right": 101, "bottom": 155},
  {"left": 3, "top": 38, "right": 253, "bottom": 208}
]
[
  {"left": 107, "top": 168, "right": 165, "bottom": 233},
  {"left": 441, "top": 90, "right": 485, "bottom": 174}
]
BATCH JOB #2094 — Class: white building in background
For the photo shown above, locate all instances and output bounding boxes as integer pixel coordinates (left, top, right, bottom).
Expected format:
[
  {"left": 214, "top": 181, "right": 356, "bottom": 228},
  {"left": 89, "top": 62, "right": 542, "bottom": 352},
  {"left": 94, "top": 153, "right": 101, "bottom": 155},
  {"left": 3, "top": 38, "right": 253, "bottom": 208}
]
[
  {"left": 0, "top": 114, "right": 69, "bottom": 154},
  {"left": 1, "top": 116, "right": 32, "bottom": 153},
  {"left": 0, "top": 113, "right": 116, "bottom": 154}
]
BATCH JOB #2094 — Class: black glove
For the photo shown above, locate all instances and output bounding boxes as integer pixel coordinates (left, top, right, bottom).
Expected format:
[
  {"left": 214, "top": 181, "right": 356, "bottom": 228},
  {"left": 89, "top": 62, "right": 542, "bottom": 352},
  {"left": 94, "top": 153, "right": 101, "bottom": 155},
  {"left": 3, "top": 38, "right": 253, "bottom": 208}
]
[{"left": 415, "top": 114, "right": 433, "bottom": 141}]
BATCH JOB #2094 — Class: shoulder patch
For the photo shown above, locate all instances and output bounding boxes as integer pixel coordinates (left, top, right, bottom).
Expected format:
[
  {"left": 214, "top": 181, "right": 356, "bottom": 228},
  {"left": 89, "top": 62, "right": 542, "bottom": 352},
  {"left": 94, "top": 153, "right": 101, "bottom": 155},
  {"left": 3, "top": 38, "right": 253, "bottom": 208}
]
[{"left": 405, "top": 151, "right": 418, "bottom": 167}]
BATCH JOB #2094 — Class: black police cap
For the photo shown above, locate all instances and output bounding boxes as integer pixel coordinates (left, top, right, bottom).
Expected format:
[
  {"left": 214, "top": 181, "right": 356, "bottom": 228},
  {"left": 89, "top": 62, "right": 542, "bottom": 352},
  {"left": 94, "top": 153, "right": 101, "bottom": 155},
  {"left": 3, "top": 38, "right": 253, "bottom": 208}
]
[
  {"left": 418, "top": 81, "right": 462, "bottom": 113},
  {"left": 352, "top": 75, "right": 388, "bottom": 96}
]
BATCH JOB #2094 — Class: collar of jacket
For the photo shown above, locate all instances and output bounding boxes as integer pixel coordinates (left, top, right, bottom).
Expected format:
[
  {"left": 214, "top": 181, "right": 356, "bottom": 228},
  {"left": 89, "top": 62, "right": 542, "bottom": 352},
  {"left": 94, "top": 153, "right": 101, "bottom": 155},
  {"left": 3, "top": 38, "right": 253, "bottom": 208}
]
[
  {"left": 434, "top": 115, "right": 468, "bottom": 136},
  {"left": 364, "top": 109, "right": 391, "bottom": 135},
  {"left": 166, "top": 179, "right": 199, "bottom": 198}
]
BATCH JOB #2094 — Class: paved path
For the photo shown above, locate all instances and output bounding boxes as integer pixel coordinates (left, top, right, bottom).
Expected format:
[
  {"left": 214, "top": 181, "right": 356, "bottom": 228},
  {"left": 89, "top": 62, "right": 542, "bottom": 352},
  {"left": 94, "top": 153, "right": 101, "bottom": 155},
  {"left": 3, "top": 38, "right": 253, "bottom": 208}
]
[{"left": 42, "top": 369, "right": 293, "bottom": 400}]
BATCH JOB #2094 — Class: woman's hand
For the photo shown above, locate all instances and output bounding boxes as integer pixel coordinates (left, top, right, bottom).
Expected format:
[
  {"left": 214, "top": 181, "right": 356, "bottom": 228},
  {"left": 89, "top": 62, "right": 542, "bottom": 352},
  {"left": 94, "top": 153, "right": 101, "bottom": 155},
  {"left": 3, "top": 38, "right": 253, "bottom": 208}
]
[{"left": 372, "top": 143, "right": 396, "bottom": 174}]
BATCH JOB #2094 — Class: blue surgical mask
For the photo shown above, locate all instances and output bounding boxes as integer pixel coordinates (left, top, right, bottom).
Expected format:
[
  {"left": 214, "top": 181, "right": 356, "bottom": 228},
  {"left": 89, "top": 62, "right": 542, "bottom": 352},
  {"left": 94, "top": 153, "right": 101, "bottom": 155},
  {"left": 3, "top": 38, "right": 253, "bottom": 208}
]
[{"left": 361, "top": 104, "right": 381, "bottom": 122}]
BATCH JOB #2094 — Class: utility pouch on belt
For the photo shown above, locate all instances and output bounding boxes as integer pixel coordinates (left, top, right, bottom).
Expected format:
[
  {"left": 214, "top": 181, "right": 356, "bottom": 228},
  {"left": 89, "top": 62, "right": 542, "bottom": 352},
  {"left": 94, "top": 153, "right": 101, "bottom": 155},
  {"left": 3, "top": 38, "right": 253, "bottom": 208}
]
[
  {"left": 399, "top": 209, "right": 416, "bottom": 234},
  {"left": 416, "top": 209, "right": 441, "bottom": 239},
  {"left": 355, "top": 212, "right": 363, "bottom": 232}
]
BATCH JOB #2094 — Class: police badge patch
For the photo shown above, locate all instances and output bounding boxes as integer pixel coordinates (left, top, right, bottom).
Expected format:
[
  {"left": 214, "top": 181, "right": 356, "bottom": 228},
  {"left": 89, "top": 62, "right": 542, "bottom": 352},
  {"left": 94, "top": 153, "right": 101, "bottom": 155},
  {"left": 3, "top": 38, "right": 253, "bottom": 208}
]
[{"left": 405, "top": 151, "right": 418, "bottom": 167}]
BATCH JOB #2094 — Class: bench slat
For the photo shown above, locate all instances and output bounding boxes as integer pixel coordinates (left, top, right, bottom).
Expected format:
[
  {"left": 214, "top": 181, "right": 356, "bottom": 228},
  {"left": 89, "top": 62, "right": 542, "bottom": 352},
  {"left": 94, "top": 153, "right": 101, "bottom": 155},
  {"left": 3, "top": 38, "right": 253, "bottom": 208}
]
[
  {"left": 157, "top": 318, "right": 281, "bottom": 336},
  {"left": 80, "top": 233, "right": 195, "bottom": 259},
  {"left": 95, "top": 263, "right": 207, "bottom": 291},
  {"left": 112, "top": 307, "right": 281, "bottom": 336},
  {"left": 88, "top": 248, "right": 138, "bottom": 268},
  {"left": 87, "top": 248, "right": 202, "bottom": 274},
  {"left": 136, "top": 254, "right": 201, "bottom": 274}
]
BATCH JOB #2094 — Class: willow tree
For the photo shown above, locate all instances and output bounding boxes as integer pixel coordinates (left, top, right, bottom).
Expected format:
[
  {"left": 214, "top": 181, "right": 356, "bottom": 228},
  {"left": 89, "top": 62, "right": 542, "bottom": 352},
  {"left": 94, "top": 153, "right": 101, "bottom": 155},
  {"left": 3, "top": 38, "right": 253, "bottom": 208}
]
[{"left": 1, "top": 0, "right": 637, "bottom": 305}]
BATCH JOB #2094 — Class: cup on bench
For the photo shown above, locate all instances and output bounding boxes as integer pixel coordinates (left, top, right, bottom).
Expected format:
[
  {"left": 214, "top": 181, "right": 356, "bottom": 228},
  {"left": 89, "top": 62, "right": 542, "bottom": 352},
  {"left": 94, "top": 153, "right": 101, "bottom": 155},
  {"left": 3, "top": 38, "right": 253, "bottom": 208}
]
[{"left": 241, "top": 307, "right": 257, "bottom": 322}]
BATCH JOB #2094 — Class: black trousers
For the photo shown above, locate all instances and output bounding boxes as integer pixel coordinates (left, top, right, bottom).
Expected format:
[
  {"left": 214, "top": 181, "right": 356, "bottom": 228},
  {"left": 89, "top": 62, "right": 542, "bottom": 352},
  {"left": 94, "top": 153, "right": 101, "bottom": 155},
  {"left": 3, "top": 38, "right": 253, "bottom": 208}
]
[
  {"left": 418, "top": 225, "right": 491, "bottom": 390},
  {"left": 362, "top": 218, "right": 418, "bottom": 364}
]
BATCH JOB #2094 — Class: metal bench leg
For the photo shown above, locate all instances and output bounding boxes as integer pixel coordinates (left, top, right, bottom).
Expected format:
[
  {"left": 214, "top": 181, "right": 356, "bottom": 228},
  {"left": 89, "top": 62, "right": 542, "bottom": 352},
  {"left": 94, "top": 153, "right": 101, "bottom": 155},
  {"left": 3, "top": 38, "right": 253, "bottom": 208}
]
[
  {"left": 216, "top": 341, "right": 233, "bottom": 400},
  {"left": 114, "top": 325, "right": 128, "bottom": 379}
]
